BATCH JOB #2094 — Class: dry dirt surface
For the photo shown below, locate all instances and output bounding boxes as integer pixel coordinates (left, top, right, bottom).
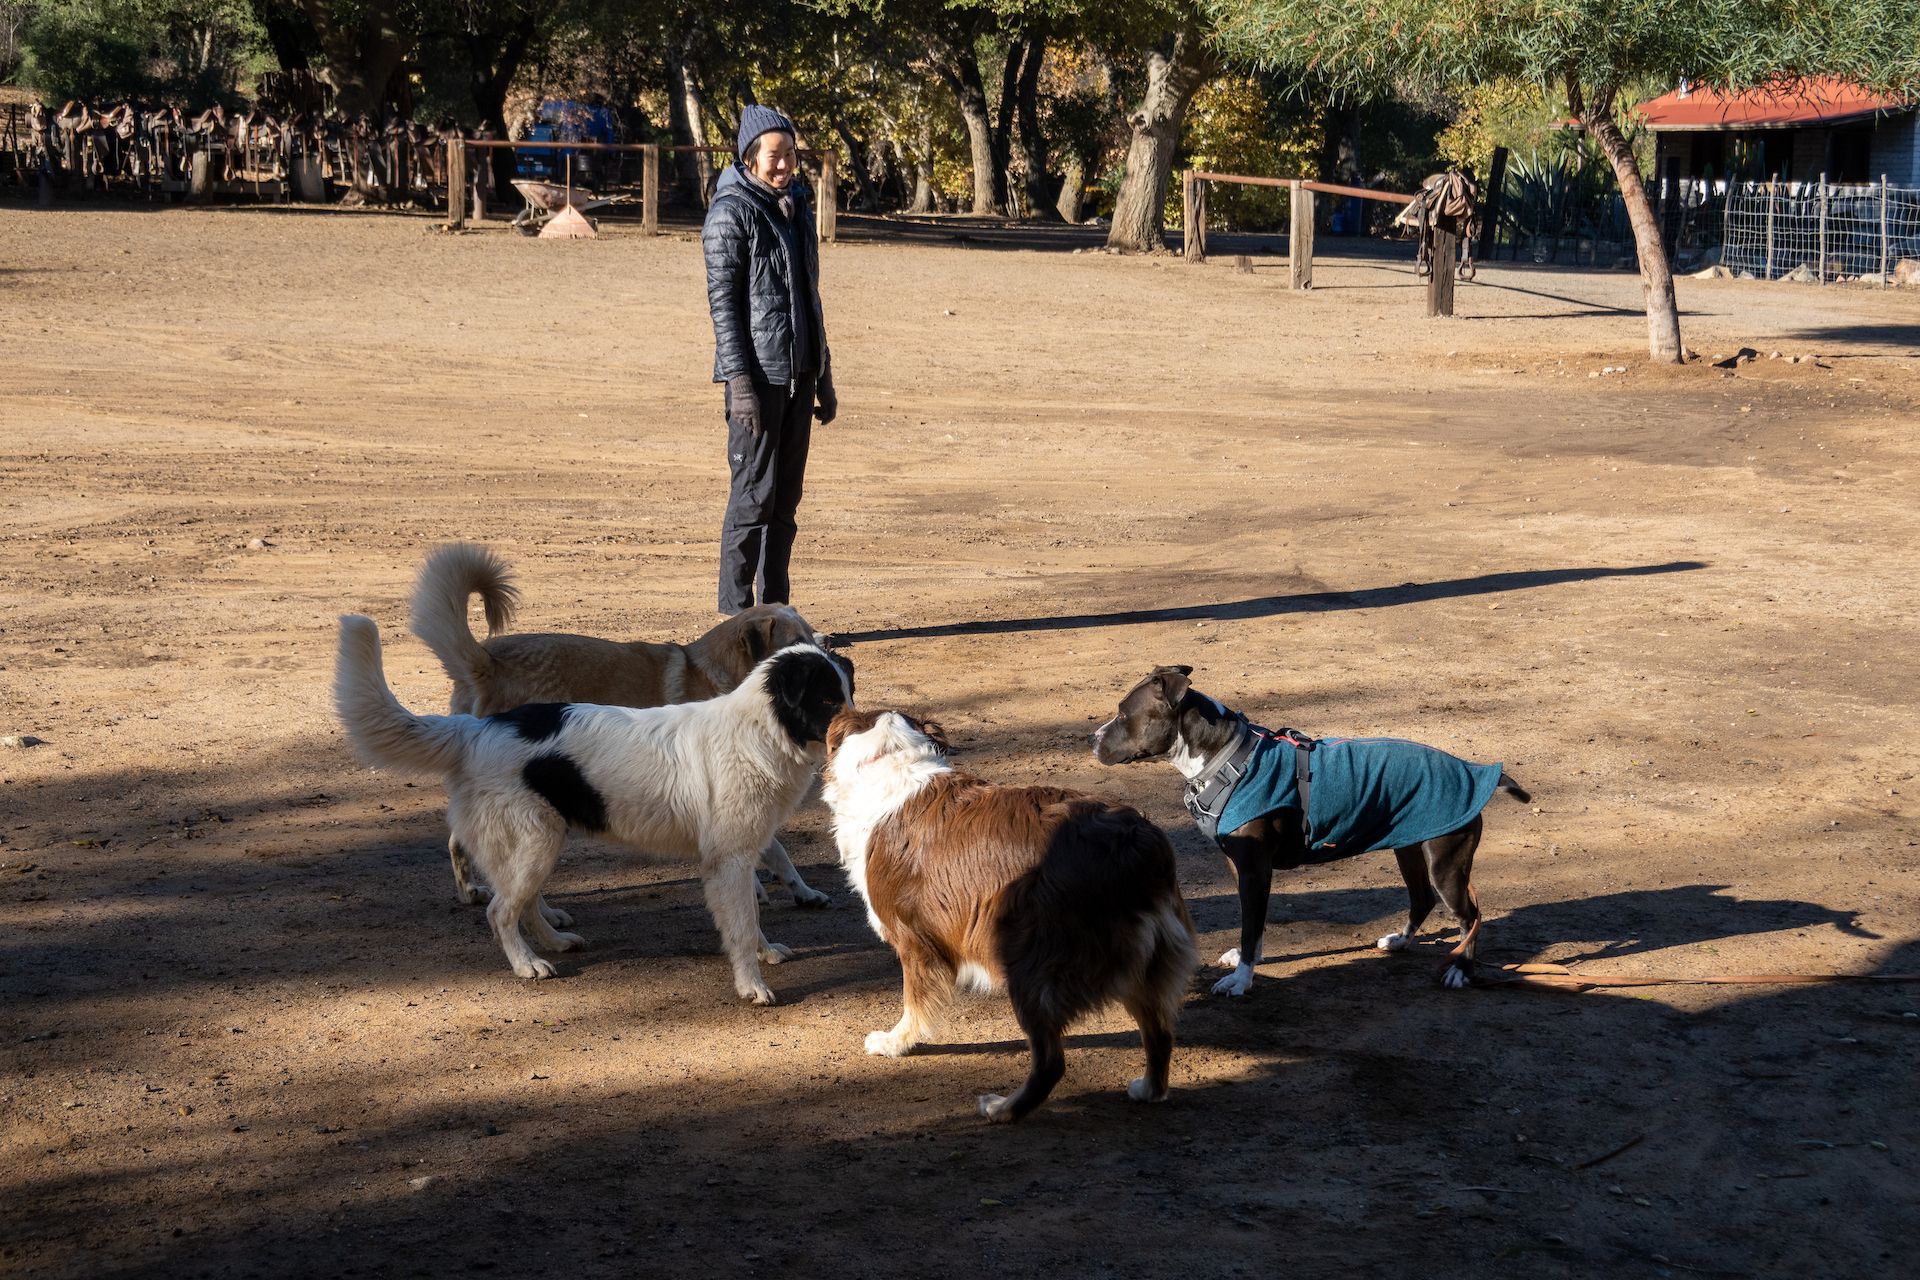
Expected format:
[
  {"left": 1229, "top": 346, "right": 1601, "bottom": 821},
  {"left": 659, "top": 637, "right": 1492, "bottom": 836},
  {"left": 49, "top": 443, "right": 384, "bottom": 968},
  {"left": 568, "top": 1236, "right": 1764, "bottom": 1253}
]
[{"left": 3, "top": 204, "right": 1918, "bottom": 1280}]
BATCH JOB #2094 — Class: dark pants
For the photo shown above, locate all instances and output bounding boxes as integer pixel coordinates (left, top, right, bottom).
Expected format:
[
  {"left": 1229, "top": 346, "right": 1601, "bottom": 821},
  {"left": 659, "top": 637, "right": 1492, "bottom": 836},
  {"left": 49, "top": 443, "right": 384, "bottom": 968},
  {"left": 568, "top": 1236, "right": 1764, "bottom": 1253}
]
[{"left": 719, "top": 374, "right": 815, "bottom": 614}]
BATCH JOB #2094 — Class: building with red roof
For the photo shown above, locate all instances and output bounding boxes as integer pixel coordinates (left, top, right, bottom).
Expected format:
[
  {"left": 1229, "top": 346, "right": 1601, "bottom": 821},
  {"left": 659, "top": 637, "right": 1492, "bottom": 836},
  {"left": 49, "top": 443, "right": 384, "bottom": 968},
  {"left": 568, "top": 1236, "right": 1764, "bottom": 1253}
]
[{"left": 1635, "top": 77, "right": 1916, "bottom": 186}]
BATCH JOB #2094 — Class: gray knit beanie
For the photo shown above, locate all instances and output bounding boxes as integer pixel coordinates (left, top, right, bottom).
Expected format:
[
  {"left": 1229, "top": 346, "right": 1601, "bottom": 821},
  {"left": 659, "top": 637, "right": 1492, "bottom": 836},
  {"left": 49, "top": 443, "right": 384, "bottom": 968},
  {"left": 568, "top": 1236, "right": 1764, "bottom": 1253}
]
[{"left": 737, "top": 105, "right": 796, "bottom": 160}]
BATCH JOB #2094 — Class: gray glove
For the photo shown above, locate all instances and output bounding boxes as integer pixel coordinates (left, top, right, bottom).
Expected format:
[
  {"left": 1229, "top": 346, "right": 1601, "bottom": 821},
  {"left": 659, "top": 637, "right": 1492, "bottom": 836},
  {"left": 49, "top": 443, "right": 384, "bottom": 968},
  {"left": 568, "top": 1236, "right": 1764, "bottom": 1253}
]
[{"left": 727, "top": 375, "right": 761, "bottom": 437}]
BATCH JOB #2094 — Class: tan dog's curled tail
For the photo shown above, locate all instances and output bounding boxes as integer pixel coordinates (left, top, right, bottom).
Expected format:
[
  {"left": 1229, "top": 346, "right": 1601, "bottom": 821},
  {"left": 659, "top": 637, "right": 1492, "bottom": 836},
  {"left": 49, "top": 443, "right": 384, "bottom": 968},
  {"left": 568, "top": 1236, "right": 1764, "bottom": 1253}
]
[
  {"left": 409, "top": 542, "right": 518, "bottom": 688},
  {"left": 334, "top": 615, "right": 473, "bottom": 775}
]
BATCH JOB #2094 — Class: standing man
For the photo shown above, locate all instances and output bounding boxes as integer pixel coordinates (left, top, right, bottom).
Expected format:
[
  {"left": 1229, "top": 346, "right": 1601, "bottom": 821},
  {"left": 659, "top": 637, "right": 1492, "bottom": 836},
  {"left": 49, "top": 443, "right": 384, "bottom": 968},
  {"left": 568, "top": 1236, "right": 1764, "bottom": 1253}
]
[{"left": 703, "top": 105, "right": 837, "bottom": 616}]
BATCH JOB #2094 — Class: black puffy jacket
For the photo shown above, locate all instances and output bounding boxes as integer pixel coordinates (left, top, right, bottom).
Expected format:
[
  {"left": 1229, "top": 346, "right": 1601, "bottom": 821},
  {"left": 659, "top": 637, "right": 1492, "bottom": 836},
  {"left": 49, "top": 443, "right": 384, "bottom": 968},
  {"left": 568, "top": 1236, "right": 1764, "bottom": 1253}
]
[{"left": 703, "top": 164, "right": 827, "bottom": 387}]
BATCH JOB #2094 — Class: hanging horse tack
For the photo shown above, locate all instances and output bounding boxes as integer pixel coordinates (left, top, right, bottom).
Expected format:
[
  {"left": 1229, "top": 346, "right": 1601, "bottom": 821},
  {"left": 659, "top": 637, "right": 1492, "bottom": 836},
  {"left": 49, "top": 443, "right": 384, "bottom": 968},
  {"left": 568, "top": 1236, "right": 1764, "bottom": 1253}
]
[{"left": 1397, "top": 170, "right": 1482, "bottom": 281}]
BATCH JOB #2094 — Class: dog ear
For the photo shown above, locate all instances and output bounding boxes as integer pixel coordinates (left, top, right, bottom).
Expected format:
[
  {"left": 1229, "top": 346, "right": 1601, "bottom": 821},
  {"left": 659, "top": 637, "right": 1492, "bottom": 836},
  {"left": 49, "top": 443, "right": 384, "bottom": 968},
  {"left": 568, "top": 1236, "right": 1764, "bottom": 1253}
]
[
  {"left": 743, "top": 612, "right": 777, "bottom": 665},
  {"left": 766, "top": 650, "right": 816, "bottom": 746},
  {"left": 914, "top": 718, "right": 951, "bottom": 753},
  {"left": 827, "top": 649, "right": 855, "bottom": 702},
  {"left": 1152, "top": 665, "right": 1193, "bottom": 704}
]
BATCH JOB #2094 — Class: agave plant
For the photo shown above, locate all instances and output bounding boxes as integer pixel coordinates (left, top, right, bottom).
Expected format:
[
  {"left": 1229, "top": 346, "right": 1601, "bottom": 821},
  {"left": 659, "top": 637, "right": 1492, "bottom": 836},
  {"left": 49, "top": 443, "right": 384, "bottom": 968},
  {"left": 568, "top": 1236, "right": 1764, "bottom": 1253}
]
[{"left": 1493, "top": 126, "right": 1639, "bottom": 262}]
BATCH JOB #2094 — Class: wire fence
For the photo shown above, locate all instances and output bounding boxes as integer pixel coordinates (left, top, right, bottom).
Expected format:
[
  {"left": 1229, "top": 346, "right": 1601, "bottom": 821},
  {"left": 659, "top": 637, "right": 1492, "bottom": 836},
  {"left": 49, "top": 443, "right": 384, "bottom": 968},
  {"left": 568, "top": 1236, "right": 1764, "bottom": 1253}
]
[
  {"left": 1720, "top": 180, "right": 1920, "bottom": 283},
  {"left": 1480, "top": 171, "right": 1920, "bottom": 284}
]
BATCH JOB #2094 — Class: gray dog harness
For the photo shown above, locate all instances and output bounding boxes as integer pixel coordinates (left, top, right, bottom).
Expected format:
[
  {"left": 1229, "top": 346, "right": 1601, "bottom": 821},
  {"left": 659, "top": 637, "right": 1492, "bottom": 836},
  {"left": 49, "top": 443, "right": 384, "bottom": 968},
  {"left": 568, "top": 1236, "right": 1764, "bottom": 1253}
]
[{"left": 1183, "top": 717, "right": 1315, "bottom": 842}]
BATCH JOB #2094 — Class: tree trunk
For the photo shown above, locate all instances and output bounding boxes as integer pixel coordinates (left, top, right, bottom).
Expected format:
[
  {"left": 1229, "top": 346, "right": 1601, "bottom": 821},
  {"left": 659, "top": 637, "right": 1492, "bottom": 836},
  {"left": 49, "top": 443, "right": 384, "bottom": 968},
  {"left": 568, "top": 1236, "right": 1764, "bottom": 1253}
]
[
  {"left": 1106, "top": 24, "right": 1213, "bottom": 253},
  {"left": 909, "top": 114, "right": 936, "bottom": 213},
  {"left": 1579, "top": 82, "right": 1682, "bottom": 363},
  {"left": 989, "top": 36, "right": 1023, "bottom": 213},
  {"left": 1015, "top": 30, "right": 1059, "bottom": 221},
  {"left": 298, "top": 0, "right": 406, "bottom": 117},
  {"left": 927, "top": 31, "right": 996, "bottom": 216},
  {"left": 832, "top": 116, "right": 878, "bottom": 211},
  {"left": 468, "top": 20, "right": 536, "bottom": 204},
  {"left": 1056, "top": 153, "right": 1085, "bottom": 222},
  {"left": 667, "top": 42, "right": 714, "bottom": 206}
]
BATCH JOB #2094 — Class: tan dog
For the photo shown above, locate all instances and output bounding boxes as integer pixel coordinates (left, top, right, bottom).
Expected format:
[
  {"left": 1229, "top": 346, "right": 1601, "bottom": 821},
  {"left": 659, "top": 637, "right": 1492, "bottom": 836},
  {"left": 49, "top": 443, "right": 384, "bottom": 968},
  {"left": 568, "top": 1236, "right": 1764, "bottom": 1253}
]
[{"left": 408, "top": 542, "right": 833, "bottom": 910}]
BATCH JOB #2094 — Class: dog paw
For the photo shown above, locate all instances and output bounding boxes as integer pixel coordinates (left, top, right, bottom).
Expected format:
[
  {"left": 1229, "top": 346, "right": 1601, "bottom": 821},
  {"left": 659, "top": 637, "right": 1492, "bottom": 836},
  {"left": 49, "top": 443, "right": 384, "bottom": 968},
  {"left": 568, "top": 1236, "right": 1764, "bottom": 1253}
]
[
  {"left": 458, "top": 884, "right": 492, "bottom": 906},
  {"left": 791, "top": 885, "right": 831, "bottom": 909},
  {"left": 1440, "top": 963, "right": 1473, "bottom": 990},
  {"left": 1210, "top": 968, "right": 1254, "bottom": 998},
  {"left": 1376, "top": 932, "right": 1409, "bottom": 952},
  {"left": 864, "top": 1030, "right": 910, "bottom": 1057},
  {"left": 977, "top": 1094, "right": 1015, "bottom": 1124},
  {"left": 741, "top": 981, "right": 778, "bottom": 1006},
  {"left": 540, "top": 904, "right": 575, "bottom": 928},
  {"left": 549, "top": 932, "right": 586, "bottom": 952},
  {"left": 1217, "top": 947, "right": 1241, "bottom": 968},
  {"left": 1126, "top": 1076, "right": 1167, "bottom": 1104},
  {"left": 514, "top": 956, "right": 559, "bottom": 980},
  {"left": 759, "top": 941, "right": 795, "bottom": 965}
]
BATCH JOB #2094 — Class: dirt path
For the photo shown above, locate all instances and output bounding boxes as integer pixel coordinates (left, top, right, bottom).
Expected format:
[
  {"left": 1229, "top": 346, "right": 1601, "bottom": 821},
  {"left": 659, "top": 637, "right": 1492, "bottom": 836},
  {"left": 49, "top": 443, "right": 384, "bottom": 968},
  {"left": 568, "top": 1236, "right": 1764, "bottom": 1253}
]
[{"left": 3, "top": 206, "right": 1917, "bottom": 1278}]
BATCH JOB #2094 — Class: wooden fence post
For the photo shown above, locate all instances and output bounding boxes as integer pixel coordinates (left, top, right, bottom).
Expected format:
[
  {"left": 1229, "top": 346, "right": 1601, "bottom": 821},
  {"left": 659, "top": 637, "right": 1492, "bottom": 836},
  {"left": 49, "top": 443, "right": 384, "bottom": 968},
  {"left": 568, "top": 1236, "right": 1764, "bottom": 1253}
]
[
  {"left": 1764, "top": 177, "right": 1776, "bottom": 280},
  {"left": 445, "top": 138, "right": 466, "bottom": 230},
  {"left": 1289, "top": 180, "right": 1314, "bottom": 290},
  {"left": 816, "top": 150, "right": 837, "bottom": 243},
  {"left": 1175, "top": 171, "right": 1190, "bottom": 260},
  {"left": 1195, "top": 179, "right": 1207, "bottom": 261},
  {"left": 1183, "top": 171, "right": 1206, "bottom": 262},
  {"left": 642, "top": 143, "right": 659, "bottom": 236},
  {"left": 1880, "top": 174, "right": 1890, "bottom": 287},
  {"left": 1817, "top": 172, "right": 1828, "bottom": 283},
  {"left": 1427, "top": 227, "right": 1458, "bottom": 316},
  {"left": 1478, "top": 145, "right": 1508, "bottom": 262},
  {"left": 1181, "top": 172, "right": 1191, "bottom": 253}
]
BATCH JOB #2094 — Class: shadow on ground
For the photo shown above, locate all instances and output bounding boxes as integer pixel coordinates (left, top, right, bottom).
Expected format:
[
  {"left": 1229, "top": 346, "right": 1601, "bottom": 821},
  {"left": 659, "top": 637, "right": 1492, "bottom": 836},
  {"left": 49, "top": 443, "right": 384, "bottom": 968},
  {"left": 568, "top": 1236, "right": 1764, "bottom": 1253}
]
[{"left": 838, "top": 561, "right": 1708, "bottom": 644}]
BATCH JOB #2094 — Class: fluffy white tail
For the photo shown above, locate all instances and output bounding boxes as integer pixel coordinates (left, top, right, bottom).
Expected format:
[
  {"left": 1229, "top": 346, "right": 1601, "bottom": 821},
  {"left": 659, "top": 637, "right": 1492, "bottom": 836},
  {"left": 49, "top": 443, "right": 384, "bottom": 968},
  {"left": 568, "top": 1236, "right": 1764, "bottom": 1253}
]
[
  {"left": 408, "top": 542, "right": 518, "bottom": 687},
  {"left": 334, "top": 615, "right": 473, "bottom": 775}
]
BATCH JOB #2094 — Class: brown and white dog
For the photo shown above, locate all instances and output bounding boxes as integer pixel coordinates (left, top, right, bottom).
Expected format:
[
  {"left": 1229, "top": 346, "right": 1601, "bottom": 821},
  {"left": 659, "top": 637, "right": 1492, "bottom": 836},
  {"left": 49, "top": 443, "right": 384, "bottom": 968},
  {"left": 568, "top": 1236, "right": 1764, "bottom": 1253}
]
[
  {"left": 822, "top": 708, "right": 1198, "bottom": 1123},
  {"left": 408, "top": 542, "right": 832, "bottom": 910}
]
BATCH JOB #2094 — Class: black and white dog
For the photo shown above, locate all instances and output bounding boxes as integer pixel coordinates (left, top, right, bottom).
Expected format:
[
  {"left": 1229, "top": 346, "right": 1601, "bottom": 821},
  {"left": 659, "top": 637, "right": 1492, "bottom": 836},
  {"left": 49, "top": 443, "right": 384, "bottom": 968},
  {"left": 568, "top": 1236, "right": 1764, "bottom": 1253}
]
[
  {"left": 1092, "top": 665, "right": 1529, "bottom": 996},
  {"left": 333, "top": 615, "right": 852, "bottom": 1005}
]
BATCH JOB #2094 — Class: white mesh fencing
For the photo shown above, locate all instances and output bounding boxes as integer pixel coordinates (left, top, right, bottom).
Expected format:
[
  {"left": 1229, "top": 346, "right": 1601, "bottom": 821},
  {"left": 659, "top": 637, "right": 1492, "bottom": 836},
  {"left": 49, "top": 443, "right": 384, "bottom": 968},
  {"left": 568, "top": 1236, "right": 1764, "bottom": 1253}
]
[{"left": 1720, "top": 180, "right": 1920, "bottom": 283}]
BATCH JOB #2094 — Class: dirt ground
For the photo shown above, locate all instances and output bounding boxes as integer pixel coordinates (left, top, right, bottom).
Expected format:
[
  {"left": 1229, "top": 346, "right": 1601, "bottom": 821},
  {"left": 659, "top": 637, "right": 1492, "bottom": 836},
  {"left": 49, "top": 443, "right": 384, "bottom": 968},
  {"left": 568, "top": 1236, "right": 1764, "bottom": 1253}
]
[{"left": 3, "top": 203, "right": 1917, "bottom": 1280}]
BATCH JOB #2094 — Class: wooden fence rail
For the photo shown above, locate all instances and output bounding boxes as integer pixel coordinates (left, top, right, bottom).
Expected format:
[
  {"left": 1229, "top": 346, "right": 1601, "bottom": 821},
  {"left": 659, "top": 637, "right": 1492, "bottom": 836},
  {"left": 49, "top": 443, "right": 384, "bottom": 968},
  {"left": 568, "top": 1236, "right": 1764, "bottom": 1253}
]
[
  {"left": 1181, "top": 168, "right": 1476, "bottom": 315},
  {"left": 1182, "top": 169, "right": 1417, "bottom": 294},
  {"left": 446, "top": 140, "right": 838, "bottom": 243}
]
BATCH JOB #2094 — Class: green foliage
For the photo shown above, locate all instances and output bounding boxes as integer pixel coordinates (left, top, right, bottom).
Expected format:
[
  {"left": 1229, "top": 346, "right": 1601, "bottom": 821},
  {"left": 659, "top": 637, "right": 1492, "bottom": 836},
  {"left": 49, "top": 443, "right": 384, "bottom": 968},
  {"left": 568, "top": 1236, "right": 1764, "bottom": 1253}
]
[
  {"left": 1435, "top": 77, "right": 1560, "bottom": 177},
  {"left": 15, "top": 0, "right": 268, "bottom": 100},
  {"left": 1167, "top": 72, "right": 1319, "bottom": 230},
  {"left": 1206, "top": 0, "right": 1920, "bottom": 103}
]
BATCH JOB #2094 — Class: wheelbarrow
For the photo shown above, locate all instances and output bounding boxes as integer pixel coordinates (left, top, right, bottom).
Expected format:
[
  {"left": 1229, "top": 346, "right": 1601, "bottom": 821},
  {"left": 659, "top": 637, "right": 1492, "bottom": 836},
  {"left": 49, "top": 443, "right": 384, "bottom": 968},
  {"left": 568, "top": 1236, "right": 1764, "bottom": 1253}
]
[{"left": 509, "top": 178, "right": 633, "bottom": 237}]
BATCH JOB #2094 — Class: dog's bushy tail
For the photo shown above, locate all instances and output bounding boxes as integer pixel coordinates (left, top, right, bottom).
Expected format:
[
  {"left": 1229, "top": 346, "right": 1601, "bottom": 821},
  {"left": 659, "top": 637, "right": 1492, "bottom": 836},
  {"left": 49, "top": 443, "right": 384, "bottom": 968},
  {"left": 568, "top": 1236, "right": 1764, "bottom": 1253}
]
[
  {"left": 409, "top": 542, "right": 518, "bottom": 687},
  {"left": 1498, "top": 771, "right": 1532, "bottom": 804},
  {"left": 335, "top": 615, "right": 473, "bottom": 776}
]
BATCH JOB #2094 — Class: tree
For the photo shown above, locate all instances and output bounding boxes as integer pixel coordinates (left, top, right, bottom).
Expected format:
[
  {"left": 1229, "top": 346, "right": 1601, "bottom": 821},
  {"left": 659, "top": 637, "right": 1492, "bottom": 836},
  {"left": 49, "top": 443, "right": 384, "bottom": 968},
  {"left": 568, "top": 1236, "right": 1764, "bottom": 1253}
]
[
  {"left": 436, "top": 0, "right": 551, "bottom": 199},
  {"left": 919, "top": 6, "right": 998, "bottom": 213},
  {"left": 2, "top": 0, "right": 30, "bottom": 83},
  {"left": 1103, "top": 8, "right": 1215, "bottom": 252},
  {"left": 295, "top": 0, "right": 409, "bottom": 115},
  {"left": 1206, "top": 0, "right": 1920, "bottom": 362},
  {"left": 19, "top": 0, "right": 268, "bottom": 100}
]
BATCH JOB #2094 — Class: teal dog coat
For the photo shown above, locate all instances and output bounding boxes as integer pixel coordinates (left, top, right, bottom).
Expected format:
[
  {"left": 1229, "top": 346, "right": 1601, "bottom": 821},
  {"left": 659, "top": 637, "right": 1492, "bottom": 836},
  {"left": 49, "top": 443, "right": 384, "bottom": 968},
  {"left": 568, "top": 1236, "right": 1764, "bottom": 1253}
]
[{"left": 1186, "top": 722, "right": 1504, "bottom": 855}]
